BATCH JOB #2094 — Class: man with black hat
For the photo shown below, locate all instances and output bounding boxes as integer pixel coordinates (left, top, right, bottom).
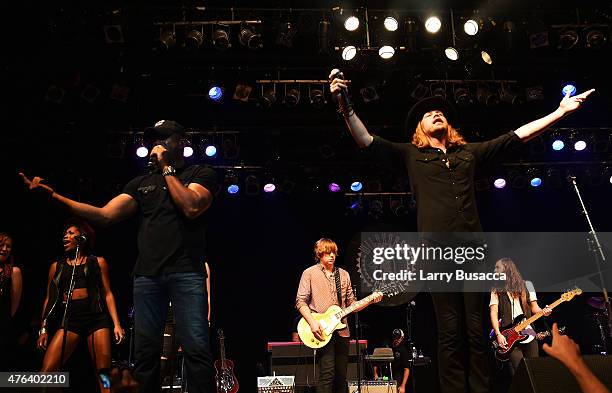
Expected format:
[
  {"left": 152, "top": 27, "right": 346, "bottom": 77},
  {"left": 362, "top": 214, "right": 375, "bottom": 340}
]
[
  {"left": 329, "top": 70, "right": 594, "bottom": 393},
  {"left": 20, "top": 119, "right": 218, "bottom": 393}
]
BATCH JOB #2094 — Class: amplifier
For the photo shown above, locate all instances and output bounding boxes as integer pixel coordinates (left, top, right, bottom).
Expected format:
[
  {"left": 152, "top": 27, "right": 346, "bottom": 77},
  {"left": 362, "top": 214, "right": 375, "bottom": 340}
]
[
  {"left": 258, "top": 376, "right": 295, "bottom": 393},
  {"left": 347, "top": 380, "right": 397, "bottom": 393}
]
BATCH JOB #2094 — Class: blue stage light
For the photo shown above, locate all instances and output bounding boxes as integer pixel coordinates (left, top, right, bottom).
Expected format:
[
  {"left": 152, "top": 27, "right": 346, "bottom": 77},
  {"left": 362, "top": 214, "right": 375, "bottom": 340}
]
[
  {"left": 227, "top": 184, "right": 239, "bottom": 194},
  {"left": 208, "top": 86, "right": 223, "bottom": 101},
  {"left": 562, "top": 84, "right": 576, "bottom": 96},
  {"left": 552, "top": 140, "right": 565, "bottom": 151},
  {"left": 205, "top": 145, "right": 217, "bottom": 157},
  {"left": 530, "top": 177, "right": 542, "bottom": 187},
  {"left": 350, "top": 181, "right": 363, "bottom": 192}
]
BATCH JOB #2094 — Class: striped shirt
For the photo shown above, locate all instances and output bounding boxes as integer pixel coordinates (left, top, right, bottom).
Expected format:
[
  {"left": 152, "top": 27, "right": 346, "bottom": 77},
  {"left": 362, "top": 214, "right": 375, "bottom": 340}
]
[{"left": 295, "top": 264, "right": 356, "bottom": 337}]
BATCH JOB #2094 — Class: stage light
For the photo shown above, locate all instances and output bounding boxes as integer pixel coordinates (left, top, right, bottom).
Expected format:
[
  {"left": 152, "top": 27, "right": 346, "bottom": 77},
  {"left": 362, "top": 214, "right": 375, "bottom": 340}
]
[
  {"left": 574, "top": 140, "right": 587, "bottom": 151},
  {"left": 205, "top": 145, "right": 217, "bottom": 157},
  {"left": 530, "top": 177, "right": 542, "bottom": 187},
  {"left": 384, "top": 16, "right": 399, "bottom": 32},
  {"left": 342, "top": 46, "right": 357, "bottom": 61},
  {"left": 208, "top": 85, "right": 224, "bottom": 102},
  {"left": 445, "top": 47, "right": 459, "bottom": 61},
  {"left": 233, "top": 84, "right": 253, "bottom": 102},
  {"left": 425, "top": 16, "right": 442, "bottom": 33},
  {"left": 390, "top": 198, "right": 408, "bottom": 217},
  {"left": 562, "top": 84, "right": 576, "bottom": 96},
  {"left": 284, "top": 88, "right": 300, "bottom": 107},
  {"left": 464, "top": 19, "right": 479, "bottom": 36},
  {"left": 136, "top": 146, "right": 149, "bottom": 158},
  {"left": 318, "top": 20, "right": 330, "bottom": 54},
  {"left": 570, "top": 131, "right": 587, "bottom": 151},
  {"left": 183, "top": 146, "right": 194, "bottom": 158},
  {"left": 350, "top": 181, "right": 363, "bottom": 192},
  {"left": 453, "top": 85, "right": 470, "bottom": 107},
  {"left": 227, "top": 184, "right": 239, "bottom": 194},
  {"left": 239, "top": 24, "right": 263, "bottom": 50},
  {"left": 411, "top": 83, "right": 429, "bottom": 100},
  {"left": 222, "top": 137, "right": 240, "bottom": 160},
  {"left": 212, "top": 28, "right": 230, "bottom": 50},
  {"left": 431, "top": 83, "right": 447, "bottom": 99},
  {"left": 586, "top": 28, "right": 607, "bottom": 49},
  {"left": 476, "top": 85, "right": 499, "bottom": 107},
  {"left": 263, "top": 183, "right": 276, "bottom": 193},
  {"left": 558, "top": 29, "right": 579, "bottom": 50},
  {"left": 379, "top": 46, "right": 395, "bottom": 59},
  {"left": 344, "top": 16, "right": 360, "bottom": 31},
  {"left": 328, "top": 183, "right": 341, "bottom": 193},
  {"left": 481, "top": 50, "right": 493, "bottom": 65},
  {"left": 260, "top": 87, "right": 276, "bottom": 108},
  {"left": 309, "top": 88, "right": 326, "bottom": 109},
  {"left": 493, "top": 178, "right": 507, "bottom": 189},
  {"left": 360, "top": 86, "right": 379, "bottom": 103},
  {"left": 552, "top": 140, "right": 565, "bottom": 151},
  {"left": 158, "top": 29, "right": 176, "bottom": 50},
  {"left": 185, "top": 29, "right": 204, "bottom": 50}
]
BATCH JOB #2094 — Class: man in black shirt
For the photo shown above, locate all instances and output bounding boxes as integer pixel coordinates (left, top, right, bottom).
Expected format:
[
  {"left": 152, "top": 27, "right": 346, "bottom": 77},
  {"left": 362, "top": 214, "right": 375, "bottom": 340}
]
[
  {"left": 21, "top": 120, "right": 217, "bottom": 393},
  {"left": 373, "top": 329, "right": 411, "bottom": 393},
  {"left": 329, "top": 70, "right": 594, "bottom": 393}
]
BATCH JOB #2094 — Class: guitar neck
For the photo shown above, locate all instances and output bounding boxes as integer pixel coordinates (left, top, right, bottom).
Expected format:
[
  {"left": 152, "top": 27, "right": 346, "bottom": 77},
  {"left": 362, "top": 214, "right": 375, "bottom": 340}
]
[
  {"left": 338, "top": 292, "right": 378, "bottom": 319},
  {"left": 219, "top": 337, "right": 227, "bottom": 368},
  {"left": 515, "top": 296, "right": 564, "bottom": 332}
]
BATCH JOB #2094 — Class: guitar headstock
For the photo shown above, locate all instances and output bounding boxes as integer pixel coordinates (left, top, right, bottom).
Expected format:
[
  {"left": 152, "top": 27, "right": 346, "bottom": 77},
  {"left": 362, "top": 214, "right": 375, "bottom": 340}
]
[
  {"left": 373, "top": 283, "right": 401, "bottom": 298},
  {"left": 217, "top": 329, "right": 225, "bottom": 340},
  {"left": 561, "top": 287, "right": 582, "bottom": 302}
]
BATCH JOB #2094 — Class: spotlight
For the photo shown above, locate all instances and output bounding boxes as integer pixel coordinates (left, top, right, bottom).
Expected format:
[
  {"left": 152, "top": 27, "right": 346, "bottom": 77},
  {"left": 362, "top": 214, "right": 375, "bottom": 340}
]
[
  {"left": 558, "top": 29, "right": 579, "bottom": 50},
  {"left": 570, "top": 131, "right": 587, "bottom": 151},
  {"left": 309, "top": 87, "right": 326, "bottom": 109},
  {"left": 157, "top": 29, "right": 176, "bottom": 50},
  {"left": 453, "top": 85, "right": 471, "bottom": 107},
  {"left": 136, "top": 145, "right": 149, "bottom": 158},
  {"left": 185, "top": 29, "right": 204, "bottom": 50},
  {"left": 464, "top": 19, "right": 479, "bottom": 36},
  {"left": 227, "top": 184, "right": 240, "bottom": 194},
  {"left": 183, "top": 146, "right": 194, "bottom": 158},
  {"left": 205, "top": 145, "right": 217, "bottom": 157},
  {"left": 212, "top": 28, "right": 230, "bottom": 50},
  {"left": 586, "top": 28, "right": 607, "bottom": 49},
  {"left": 444, "top": 47, "right": 459, "bottom": 61},
  {"left": 425, "top": 16, "right": 442, "bottom": 33},
  {"left": 239, "top": 24, "right": 263, "bottom": 50},
  {"left": 379, "top": 45, "right": 395, "bottom": 59},
  {"left": 225, "top": 171, "right": 239, "bottom": 195},
  {"left": 263, "top": 182, "right": 276, "bottom": 193},
  {"left": 342, "top": 46, "right": 357, "bottom": 61},
  {"left": 344, "top": 16, "right": 360, "bottom": 31},
  {"left": 384, "top": 16, "right": 399, "bottom": 32},
  {"left": 493, "top": 178, "right": 507, "bottom": 189},
  {"left": 350, "top": 181, "right": 363, "bottom": 192},
  {"left": 260, "top": 87, "right": 276, "bottom": 108},
  {"left": 276, "top": 22, "right": 297, "bottom": 48},
  {"left": 208, "top": 85, "right": 224, "bottom": 102},
  {"left": 328, "top": 183, "right": 341, "bottom": 193},
  {"left": 431, "top": 83, "right": 447, "bottom": 99},
  {"left": 233, "top": 84, "right": 253, "bottom": 102},
  {"left": 562, "top": 84, "right": 576, "bottom": 96},
  {"left": 360, "top": 86, "right": 379, "bottom": 103},
  {"left": 574, "top": 140, "right": 587, "bottom": 151},
  {"left": 284, "top": 87, "right": 300, "bottom": 107},
  {"left": 528, "top": 169, "right": 542, "bottom": 187},
  {"left": 481, "top": 50, "right": 493, "bottom": 65},
  {"left": 552, "top": 139, "right": 565, "bottom": 151}
]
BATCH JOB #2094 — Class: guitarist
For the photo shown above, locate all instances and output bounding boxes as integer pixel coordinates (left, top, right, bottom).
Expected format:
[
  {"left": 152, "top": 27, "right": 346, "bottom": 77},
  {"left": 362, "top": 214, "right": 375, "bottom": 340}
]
[
  {"left": 295, "top": 238, "right": 382, "bottom": 393},
  {"left": 489, "top": 258, "right": 551, "bottom": 378}
]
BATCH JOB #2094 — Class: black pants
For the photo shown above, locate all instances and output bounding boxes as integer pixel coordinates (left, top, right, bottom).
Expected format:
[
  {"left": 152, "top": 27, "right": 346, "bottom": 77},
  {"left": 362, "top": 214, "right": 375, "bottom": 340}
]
[
  {"left": 508, "top": 340, "right": 538, "bottom": 375},
  {"left": 316, "top": 334, "right": 349, "bottom": 393},
  {"left": 431, "top": 292, "right": 489, "bottom": 393}
]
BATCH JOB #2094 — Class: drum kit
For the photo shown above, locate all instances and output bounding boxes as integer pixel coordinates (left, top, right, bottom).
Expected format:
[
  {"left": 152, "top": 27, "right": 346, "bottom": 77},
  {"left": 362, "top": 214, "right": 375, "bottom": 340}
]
[{"left": 586, "top": 296, "right": 612, "bottom": 355}]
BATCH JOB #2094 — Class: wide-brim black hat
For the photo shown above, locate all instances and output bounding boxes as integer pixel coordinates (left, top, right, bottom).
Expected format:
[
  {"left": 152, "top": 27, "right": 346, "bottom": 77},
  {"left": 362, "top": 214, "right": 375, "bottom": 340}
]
[
  {"left": 404, "top": 96, "right": 459, "bottom": 136},
  {"left": 144, "top": 120, "right": 185, "bottom": 142}
]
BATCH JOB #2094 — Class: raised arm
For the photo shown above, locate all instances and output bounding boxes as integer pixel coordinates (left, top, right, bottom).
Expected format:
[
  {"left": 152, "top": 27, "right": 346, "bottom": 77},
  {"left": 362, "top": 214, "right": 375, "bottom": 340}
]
[
  {"left": 20, "top": 173, "right": 137, "bottom": 227},
  {"left": 329, "top": 69, "right": 374, "bottom": 148},
  {"left": 513, "top": 89, "right": 595, "bottom": 142}
]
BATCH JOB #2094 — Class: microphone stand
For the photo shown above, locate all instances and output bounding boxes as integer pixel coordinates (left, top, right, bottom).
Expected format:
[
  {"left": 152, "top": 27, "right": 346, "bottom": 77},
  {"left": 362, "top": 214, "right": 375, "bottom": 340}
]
[
  {"left": 59, "top": 243, "right": 81, "bottom": 369},
  {"left": 353, "top": 285, "right": 362, "bottom": 393},
  {"left": 568, "top": 175, "right": 611, "bottom": 352}
]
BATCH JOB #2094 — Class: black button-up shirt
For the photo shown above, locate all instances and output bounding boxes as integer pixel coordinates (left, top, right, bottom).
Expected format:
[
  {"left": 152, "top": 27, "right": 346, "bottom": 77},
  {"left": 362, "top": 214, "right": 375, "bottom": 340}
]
[{"left": 366, "top": 131, "right": 521, "bottom": 232}]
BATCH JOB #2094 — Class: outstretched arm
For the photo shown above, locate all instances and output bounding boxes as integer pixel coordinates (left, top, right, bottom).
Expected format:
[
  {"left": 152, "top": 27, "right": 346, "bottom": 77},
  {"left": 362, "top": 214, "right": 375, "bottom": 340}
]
[
  {"left": 329, "top": 70, "right": 374, "bottom": 148},
  {"left": 19, "top": 173, "right": 137, "bottom": 227},
  {"left": 514, "top": 89, "right": 595, "bottom": 142}
]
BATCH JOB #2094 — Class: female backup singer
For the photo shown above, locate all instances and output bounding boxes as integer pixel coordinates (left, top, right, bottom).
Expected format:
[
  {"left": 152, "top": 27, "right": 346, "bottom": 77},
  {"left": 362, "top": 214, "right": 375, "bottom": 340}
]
[
  {"left": 0, "top": 232, "right": 23, "bottom": 368},
  {"left": 37, "top": 219, "right": 124, "bottom": 392}
]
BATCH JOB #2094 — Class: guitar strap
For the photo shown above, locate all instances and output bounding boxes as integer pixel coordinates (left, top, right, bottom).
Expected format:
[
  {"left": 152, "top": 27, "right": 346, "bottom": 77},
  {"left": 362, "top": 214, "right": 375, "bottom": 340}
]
[{"left": 334, "top": 267, "right": 343, "bottom": 307}]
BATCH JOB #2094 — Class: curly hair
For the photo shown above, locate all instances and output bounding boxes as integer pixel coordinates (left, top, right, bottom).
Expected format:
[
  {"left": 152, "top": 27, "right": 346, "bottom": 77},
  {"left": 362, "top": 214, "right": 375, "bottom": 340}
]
[{"left": 63, "top": 218, "right": 96, "bottom": 251}]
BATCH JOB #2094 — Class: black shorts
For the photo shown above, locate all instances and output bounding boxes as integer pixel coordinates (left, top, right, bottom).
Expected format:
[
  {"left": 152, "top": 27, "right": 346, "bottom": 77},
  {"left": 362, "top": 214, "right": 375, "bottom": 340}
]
[{"left": 60, "top": 298, "right": 112, "bottom": 337}]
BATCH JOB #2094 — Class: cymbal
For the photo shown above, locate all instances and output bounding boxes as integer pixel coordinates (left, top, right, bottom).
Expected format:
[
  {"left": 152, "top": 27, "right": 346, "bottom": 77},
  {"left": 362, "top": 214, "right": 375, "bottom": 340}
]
[{"left": 587, "top": 297, "right": 606, "bottom": 310}]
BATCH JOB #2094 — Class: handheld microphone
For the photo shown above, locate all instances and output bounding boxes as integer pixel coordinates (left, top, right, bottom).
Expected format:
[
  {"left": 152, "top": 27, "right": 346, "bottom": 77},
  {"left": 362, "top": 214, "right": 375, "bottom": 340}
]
[
  {"left": 76, "top": 235, "right": 87, "bottom": 244},
  {"left": 147, "top": 154, "right": 158, "bottom": 173},
  {"left": 329, "top": 68, "right": 352, "bottom": 108}
]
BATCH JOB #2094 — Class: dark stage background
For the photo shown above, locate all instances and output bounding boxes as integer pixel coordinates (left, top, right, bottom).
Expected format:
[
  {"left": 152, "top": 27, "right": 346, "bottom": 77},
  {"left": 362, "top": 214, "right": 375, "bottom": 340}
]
[{"left": 2, "top": 0, "right": 612, "bottom": 392}]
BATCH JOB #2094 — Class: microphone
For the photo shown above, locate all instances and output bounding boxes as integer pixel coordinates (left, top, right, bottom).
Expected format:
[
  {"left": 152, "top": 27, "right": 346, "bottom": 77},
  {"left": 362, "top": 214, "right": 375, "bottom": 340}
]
[
  {"left": 147, "top": 154, "right": 158, "bottom": 173},
  {"left": 76, "top": 235, "right": 87, "bottom": 244},
  {"left": 329, "top": 68, "right": 352, "bottom": 108}
]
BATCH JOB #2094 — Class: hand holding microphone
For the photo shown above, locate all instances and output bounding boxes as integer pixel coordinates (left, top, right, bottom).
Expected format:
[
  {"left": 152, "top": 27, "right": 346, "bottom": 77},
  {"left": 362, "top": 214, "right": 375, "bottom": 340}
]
[
  {"left": 328, "top": 69, "right": 354, "bottom": 117},
  {"left": 148, "top": 143, "right": 169, "bottom": 172}
]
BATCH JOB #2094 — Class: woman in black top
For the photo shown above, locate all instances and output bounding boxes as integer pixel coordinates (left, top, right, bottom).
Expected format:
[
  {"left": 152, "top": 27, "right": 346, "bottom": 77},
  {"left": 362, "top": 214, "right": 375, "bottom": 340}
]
[
  {"left": 0, "top": 232, "right": 23, "bottom": 369},
  {"left": 37, "top": 219, "right": 124, "bottom": 392}
]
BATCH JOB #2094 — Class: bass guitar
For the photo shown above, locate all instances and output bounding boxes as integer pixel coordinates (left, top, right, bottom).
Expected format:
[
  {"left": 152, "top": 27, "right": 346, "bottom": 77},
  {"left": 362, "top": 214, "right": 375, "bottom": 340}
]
[
  {"left": 491, "top": 288, "right": 581, "bottom": 361},
  {"left": 215, "top": 329, "right": 239, "bottom": 393},
  {"left": 297, "top": 289, "right": 395, "bottom": 349}
]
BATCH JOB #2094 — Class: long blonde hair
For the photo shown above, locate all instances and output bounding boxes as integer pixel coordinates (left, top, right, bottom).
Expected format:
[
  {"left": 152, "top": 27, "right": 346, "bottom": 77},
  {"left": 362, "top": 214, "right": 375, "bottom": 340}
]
[{"left": 411, "top": 120, "right": 467, "bottom": 149}]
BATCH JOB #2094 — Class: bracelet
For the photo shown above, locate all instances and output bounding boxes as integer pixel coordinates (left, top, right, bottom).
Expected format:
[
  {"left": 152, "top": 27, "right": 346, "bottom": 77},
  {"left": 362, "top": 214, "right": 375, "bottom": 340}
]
[{"left": 337, "top": 105, "right": 355, "bottom": 118}]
